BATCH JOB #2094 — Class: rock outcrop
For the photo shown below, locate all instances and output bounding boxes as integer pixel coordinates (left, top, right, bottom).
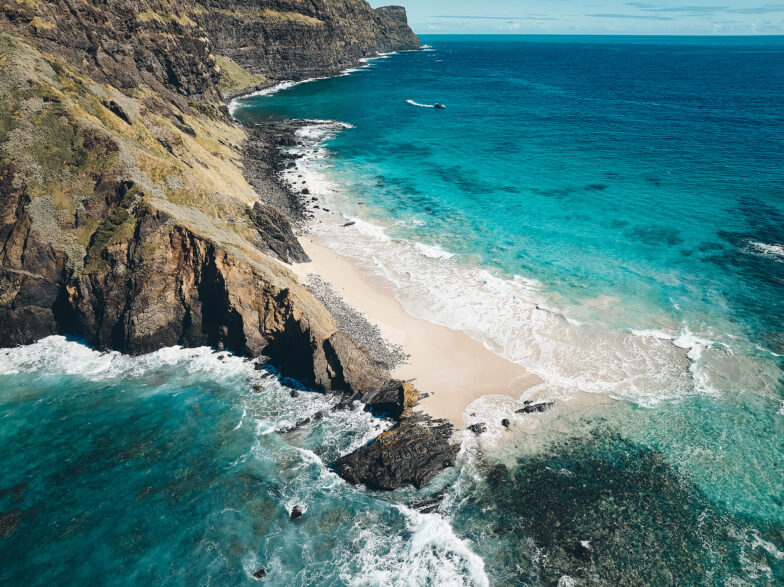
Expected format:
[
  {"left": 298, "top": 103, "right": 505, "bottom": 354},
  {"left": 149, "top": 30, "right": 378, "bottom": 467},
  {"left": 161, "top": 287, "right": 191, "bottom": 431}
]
[
  {"left": 374, "top": 5, "right": 420, "bottom": 51},
  {"left": 335, "top": 414, "right": 459, "bottom": 490},
  {"left": 0, "top": 0, "right": 450, "bottom": 491},
  {"left": 196, "top": 0, "right": 420, "bottom": 81}
]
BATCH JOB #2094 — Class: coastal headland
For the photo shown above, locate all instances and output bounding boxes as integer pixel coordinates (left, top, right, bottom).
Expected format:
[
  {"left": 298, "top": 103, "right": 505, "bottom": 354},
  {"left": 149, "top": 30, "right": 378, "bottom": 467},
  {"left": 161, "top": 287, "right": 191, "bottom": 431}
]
[{"left": 0, "top": 0, "right": 469, "bottom": 489}]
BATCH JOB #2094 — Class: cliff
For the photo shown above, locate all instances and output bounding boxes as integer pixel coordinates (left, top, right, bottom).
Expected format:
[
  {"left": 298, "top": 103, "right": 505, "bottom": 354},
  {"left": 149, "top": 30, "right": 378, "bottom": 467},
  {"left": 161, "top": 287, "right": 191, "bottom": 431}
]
[
  {"left": 196, "top": 1, "right": 419, "bottom": 81},
  {"left": 0, "top": 0, "right": 450, "bottom": 490}
]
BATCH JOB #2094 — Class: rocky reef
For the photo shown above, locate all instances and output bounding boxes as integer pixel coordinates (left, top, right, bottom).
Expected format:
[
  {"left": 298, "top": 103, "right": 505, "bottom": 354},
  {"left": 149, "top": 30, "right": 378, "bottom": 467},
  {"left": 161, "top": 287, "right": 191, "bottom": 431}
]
[
  {"left": 336, "top": 413, "right": 459, "bottom": 490},
  {"left": 0, "top": 0, "right": 454, "bottom": 490}
]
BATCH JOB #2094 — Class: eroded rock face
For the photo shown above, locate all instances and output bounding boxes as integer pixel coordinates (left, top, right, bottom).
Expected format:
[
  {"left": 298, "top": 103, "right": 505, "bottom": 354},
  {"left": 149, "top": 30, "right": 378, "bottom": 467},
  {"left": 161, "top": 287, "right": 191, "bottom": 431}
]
[
  {"left": 196, "top": 1, "right": 420, "bottom": 80},
  {"left": 335, "top": 414, "right": 458, "bottom": 490},
  {"left": 0, "top": 2, "right": 450, "bottom": 492},
  {"left": 374, "top": 5, "right": 420, "bottom": 51},
  {"left": 250, "top": 202, "right": 309, "bottom": 263},
  {"left": 0, "top": 0, "right": 223, "bottom": 116}
]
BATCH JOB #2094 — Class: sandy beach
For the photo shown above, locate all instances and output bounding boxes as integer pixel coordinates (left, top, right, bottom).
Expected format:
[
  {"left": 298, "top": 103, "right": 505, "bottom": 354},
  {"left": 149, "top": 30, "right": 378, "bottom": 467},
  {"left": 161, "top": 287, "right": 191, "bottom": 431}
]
[{"left": 291, "top": 235, "right": 543, "bottom": 425}]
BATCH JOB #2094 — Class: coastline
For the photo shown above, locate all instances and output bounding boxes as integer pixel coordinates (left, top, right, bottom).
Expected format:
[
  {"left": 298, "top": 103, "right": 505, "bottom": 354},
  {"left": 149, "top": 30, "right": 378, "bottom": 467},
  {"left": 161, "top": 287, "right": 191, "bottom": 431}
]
[
  {"left": 291, "top": 235, "right": 542, "bottom": 426},
  {"left": 237, "top": 73, "right": 620, "bottom": 432},
  {"left": 234, "top": 61, "right": 557, "bottom": 428},
  {"left": 235, "top": 73, "right": 545, "bottom": 426}
]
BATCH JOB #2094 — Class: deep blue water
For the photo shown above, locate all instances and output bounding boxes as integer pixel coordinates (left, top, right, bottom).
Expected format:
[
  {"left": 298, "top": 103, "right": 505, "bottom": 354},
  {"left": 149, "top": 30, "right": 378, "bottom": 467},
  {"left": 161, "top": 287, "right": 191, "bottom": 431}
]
[{"left": 2, "top": 36, "right": 784, "bottom": 585}]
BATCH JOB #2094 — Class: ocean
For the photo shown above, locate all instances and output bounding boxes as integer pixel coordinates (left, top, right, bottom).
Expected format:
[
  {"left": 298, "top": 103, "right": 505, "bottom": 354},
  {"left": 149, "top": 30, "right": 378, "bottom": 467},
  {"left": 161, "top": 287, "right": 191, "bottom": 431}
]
[{"left": 3, "top": 35, "right": 784, "bottom": 584}]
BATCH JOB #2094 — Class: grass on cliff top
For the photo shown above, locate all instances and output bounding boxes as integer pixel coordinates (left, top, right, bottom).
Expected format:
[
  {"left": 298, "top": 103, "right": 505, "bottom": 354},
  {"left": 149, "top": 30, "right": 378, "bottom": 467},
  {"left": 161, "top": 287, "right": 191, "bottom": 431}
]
[
  {"left": 0, "top": 31, "right": 276, "bottom": 274},
  {"left": 135, "top": 10, "right": 197, "bottom": 27},
  {"left": 213, "top": 8, "right": 323, "bottom": 27},
  {"left": 215, "top": 55, "right": 266, "bottom": 94}
]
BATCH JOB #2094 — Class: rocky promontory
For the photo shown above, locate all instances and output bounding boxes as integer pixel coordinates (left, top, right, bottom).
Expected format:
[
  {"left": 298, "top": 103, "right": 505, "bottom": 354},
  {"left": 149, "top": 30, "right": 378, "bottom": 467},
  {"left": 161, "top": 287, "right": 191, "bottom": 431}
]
[{"left": 0, "top": 0, "right": 456, "bottom": 490}]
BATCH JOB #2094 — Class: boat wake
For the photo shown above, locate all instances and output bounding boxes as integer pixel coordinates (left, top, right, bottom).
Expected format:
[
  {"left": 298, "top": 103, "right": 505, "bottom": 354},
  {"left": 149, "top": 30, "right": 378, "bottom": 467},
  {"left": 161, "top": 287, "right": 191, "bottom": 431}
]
[{"left": 407, "top": 99, "right": 435, "bottom": 108}]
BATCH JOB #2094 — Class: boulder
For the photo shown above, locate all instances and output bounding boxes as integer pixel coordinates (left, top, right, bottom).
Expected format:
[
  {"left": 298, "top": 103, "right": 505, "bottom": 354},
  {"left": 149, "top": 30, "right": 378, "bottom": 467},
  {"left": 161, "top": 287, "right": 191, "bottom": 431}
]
[
  {"left": 515, "top": 402, "right": 554, "bottom": 414},
  {"left": 335, "top": 414, "right": 458, "bottom": 490},
  {"left": 467, "top": 423, "right": 487, "bottom": 435}
]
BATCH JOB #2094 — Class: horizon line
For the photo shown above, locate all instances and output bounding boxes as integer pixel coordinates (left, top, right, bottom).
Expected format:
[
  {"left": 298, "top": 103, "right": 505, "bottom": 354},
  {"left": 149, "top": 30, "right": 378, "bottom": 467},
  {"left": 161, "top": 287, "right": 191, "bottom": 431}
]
[{"left": 414, "top": 32, "right": 784, "bottom": 37}]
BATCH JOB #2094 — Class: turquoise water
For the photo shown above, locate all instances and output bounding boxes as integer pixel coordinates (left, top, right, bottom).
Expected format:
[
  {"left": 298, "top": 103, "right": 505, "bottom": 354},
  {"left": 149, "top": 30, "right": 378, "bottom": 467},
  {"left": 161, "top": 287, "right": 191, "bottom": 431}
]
[
  {"left": 0, "top": 339, "right": 484, "bottom": 585},
  {"left": 2, "top": 36, "right": 784, "bottom": 584},
  {"left": 235, "top": 35, "right": 784, "bottom": 582}
]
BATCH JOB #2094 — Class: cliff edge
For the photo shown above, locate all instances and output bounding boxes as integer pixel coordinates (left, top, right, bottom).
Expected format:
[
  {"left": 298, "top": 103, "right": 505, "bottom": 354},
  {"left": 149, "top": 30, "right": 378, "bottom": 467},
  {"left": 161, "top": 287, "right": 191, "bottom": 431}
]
[{"left": 0, "top": 1, "right": 453, "bottom": 490}]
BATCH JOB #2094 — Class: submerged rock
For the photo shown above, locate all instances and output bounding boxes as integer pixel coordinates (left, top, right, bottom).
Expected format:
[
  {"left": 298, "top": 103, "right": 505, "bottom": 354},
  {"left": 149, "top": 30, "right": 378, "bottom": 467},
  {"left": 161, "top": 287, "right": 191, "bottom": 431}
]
[
  {"left": 467, "top": 423, "right": 487, "bottom": 435},
  {"left": 0, "top": 509, "right": 20, "bottom": 538},
  {"left": 290, "top": 506, "right": 304, "bottom": 520},
  {"left": 501, "top": 418, "right": 511, "bottom": 428},
  {"left": 335, "top": 414, "right": 458, "bottom": 490},
  {"left": 515, "top": 402, "right": 555, "bottom": 414},
  {"left": 252, "top": 569, "right": 267, "bottom": 580},
  {"left": 408, "top": 487, "right": 449, "bottom": 514}
]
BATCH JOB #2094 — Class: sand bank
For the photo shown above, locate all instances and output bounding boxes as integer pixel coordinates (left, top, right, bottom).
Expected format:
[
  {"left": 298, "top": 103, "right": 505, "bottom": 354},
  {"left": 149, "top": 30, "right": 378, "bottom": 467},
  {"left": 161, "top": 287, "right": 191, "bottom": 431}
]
[{"left": 291, "top": 236, "right": 543, "bottom": 425}]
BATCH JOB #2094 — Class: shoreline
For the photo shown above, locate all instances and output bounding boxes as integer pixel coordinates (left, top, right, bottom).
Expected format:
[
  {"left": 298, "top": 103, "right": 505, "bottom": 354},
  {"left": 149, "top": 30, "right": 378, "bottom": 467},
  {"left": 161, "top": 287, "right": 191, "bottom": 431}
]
[
  {"left": 234, "top": 67, "right": 564, "bottom": 428},
  {"left": 291, "top": 235, "right": 543, "bottom": 426},
  {"left": 243, "top": 101, "right": 615, "bottom": 432},
  {"left": 232, "top": 51, "right": 612, "bottom": 430}
]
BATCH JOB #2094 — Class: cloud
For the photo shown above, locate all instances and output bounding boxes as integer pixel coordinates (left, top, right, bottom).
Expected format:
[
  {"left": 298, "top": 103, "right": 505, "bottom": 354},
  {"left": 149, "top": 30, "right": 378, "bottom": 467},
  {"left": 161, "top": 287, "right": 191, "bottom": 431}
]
[
  {"left": 587, "top": 12, "right": 674, "bottom": 20},
  {"left": 430, "top": 15, "right": 560, "bottom": 21},
  {"left": 625, "top": 2, "right": 784, "bottom": 16},
  {"left": 626, "top": 3, "right": 727, "bottom": 13}
]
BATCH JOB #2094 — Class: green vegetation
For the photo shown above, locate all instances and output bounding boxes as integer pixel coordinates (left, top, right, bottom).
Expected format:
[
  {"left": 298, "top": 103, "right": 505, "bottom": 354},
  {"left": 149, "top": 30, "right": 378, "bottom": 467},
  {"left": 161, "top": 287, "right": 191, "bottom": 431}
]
[
  {"left": 214, "top": 8, "right": 323, "bottom": 27},
  {"left": 83, "top": 188, "right": 141, "bottom": 273},
  {"left": 214, "top": 55, "right": 266, "bottom": 94}
]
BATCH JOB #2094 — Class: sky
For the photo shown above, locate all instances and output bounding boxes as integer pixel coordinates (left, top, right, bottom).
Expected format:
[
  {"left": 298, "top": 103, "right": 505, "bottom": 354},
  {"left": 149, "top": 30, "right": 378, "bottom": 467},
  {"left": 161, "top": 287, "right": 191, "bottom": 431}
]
[{"left": 370, "top": 1, "right": 784, "bottom": 35}]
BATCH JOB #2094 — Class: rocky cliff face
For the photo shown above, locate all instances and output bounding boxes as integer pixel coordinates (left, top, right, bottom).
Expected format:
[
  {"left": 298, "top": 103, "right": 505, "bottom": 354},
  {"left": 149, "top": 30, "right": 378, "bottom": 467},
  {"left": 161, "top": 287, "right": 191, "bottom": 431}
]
[
  {"left": 374, "top": 5, "right": 420, "bottom": 52},
  {"left": 195, "top": 0, "right": 419, "bottom": 80},
  {"left": 0, "top": 0, "right": 451, "bottom": 490}
]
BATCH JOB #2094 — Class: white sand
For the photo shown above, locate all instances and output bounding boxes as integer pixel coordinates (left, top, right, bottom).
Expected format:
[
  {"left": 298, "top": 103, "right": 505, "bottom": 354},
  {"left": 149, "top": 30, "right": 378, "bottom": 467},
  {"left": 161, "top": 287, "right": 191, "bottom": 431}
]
[{"left": 291, "top": 236, "right": 543, "bottom": 426}]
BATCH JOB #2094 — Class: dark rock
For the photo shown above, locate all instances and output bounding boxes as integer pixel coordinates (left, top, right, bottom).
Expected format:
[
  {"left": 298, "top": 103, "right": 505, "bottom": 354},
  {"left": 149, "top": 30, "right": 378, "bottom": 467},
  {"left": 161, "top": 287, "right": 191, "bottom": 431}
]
[
  {"left": 103, "top": 100, "right": 131, "bottom": 125},
  {"left": 156, "top": 137, "right": 174, "bottom": 154},
  {"left": 295, "top": 417, "right": 311, "bottom": 427},
  {"left": 249, "top": 202, "right": 309, "bottom": 264},
  {"left": 252, "top": 569, "right": 267, "bottom": 580},
  {"left": 408, "top": 487, "right": 448, "bottom": 514},
  {"left": 252, "top": 385, "right": 264, "bottom": 392},
  {"left": 0, "top": 509, "right": 21, "bottom": 538},
  {"left": 254, "top": 362, "right": 265, "bottom": 371},
  {"left": 467, "top": 423, "right": 486, "bottom": 435},
  {"left": 501, "top": 418, "right": 511, "bottom": 428},
  {"left": 290, "top": 390, "right": 300, "bottom": 398},
  {"left": 335, "top": 414, "right": 457, "bottom": 490},
  {"left": 515, "top": 402, "right": 555, "bottom": 414},
  {"left": 343, "top": 221, "right": 356, "bottom": 227},
  {"left": 332, "top": 400, "right": 355, "bottom": 412},
  {"left": 301, "top": 188, "right": 310, "bottom": 195},
  {"left": 290, "top": 505, "right": 303, "bottom": 520},
  {"left": 487, "top": 463, "right": 509, "bottom": 488}
]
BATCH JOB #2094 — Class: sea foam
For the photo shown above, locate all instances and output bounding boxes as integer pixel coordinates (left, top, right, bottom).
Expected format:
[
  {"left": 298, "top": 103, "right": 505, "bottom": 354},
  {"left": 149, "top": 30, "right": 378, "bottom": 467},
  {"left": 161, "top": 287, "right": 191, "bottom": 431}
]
[{"left": 278, "top": 122, "right": 779, "bottom": 413}]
